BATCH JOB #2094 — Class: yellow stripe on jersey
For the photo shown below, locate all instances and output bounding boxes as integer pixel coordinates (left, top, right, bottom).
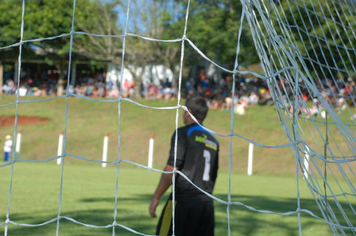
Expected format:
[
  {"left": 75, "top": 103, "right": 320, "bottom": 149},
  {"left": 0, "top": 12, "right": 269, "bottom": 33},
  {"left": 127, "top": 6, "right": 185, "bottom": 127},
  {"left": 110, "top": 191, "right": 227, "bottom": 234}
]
[
  {"left": 205, "top": 143, "right": 217, "bottom": 150},
  {"left": 159, "top": 200, "right": 176, "bottom": 236}
]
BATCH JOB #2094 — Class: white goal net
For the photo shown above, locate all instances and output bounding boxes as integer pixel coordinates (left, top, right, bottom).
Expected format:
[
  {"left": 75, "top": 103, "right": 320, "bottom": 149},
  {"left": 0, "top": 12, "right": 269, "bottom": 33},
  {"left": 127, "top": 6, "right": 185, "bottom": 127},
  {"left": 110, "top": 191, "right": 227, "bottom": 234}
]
[
  {"left": 246, "top": 0, "right": 356, "bottom": 235},
  {"left": 0, "top": 0, "right": 356, "bottom": 235}
]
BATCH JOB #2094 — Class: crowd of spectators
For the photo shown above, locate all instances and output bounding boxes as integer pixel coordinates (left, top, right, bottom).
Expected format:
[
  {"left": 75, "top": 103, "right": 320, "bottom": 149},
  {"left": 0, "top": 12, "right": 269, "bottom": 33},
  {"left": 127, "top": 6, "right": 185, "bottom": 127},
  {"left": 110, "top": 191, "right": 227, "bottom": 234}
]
[
  {"left": 292, "top": 77, "right": 356, "bottom": 119},
  {"left": 2, "top": 68, "right": 356, "bottom": 117},
  {"left": 139, "top": 79, "right": 178, "bottom": 101},
  {"left": 182, "top": 70, "right": 356, "bottom": 117},
  {"left": 2, "top": 69, "right": 107, "bottom": 98}
]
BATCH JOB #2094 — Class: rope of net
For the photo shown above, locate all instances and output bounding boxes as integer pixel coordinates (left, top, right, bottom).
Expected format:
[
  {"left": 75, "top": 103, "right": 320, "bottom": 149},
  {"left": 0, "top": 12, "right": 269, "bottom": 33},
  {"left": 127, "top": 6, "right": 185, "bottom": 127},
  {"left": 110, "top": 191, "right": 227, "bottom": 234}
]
[{"left": 1, "top": 0, "right": 355, "bottom": 235}]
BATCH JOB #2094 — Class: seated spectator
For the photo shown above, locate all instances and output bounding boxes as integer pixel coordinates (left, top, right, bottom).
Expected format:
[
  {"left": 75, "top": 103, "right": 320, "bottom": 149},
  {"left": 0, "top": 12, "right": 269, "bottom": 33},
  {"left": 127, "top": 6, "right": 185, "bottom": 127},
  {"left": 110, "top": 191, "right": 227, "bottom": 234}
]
[
  {"left": 129, "top": 80, "right": 135, "bottom": 98},
  {"left": 170, "top": 80, "right": 178, "bottom": 100},
  {"left": 156, "top": 84, "right": 164, "bottom": 99},
  {"left": 305, "top": 97, "right": 323, "bottom": 119},
  {"left": 163, "top": 85, "right": 171, "bottom": 100},
  {"left": 18, "top": 85, "right": 28, "bottom": 96},
  {"left": 122, "top": 79, "right": 130, "bottom": 98},
  {"left": 98, "top": 86, "right": 105, "bottom": 97},
  {"left": 239, "top": 93, "right": 250, "bottom": 109},
  {"left": 86, "top": 85, "right": 94, "bottom": 97},
  {"left": 249, "top": 91, "right": 259, "bottom": 105},
  {"left": 111, "top": 88, "right": 120, "bottom": 98},
  {"left": 148, "top": 83, "right": 156, "bottom": 99},
  {"left": 186, "top": 85, "right": 195, "bottom": 99},
  {"left": 258, "top": 88, "right": 273, "bottom": 105},
  {"left": 91, "top": 86, "right": 100, "bottom": 97},
  {"left": 225, "top": 93, "right": 239, "bottom": 112},
  {"left": 337, "top": 89, "right": 347, "bottom": 111}
]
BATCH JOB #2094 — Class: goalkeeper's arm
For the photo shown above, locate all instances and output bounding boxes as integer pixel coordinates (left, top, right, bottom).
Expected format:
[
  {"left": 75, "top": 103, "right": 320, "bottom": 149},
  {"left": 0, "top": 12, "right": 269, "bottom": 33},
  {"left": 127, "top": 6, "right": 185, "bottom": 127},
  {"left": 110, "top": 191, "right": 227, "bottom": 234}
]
[{"left": 149, "top": 165, "right": 175, "bottom": 218}]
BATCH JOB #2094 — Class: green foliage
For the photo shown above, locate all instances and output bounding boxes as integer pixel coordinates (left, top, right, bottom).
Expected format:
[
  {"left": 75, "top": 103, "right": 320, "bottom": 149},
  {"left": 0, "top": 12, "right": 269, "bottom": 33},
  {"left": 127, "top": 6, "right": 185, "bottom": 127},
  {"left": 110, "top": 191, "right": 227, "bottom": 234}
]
[
  {"left": 0, "top": 0, "right": 121, "bottom": 58},
  {"left": 164, "top": 0, "right": 260, "bottom": 69},
  {"left": 0, "top": 0, "right": 74, "bottom": 52},
  {"left": 1, "top": 0, "right": 355, "bottom": 78},
  {"left": 0, "top": 0, "right": 22, "bottom": 46},
  {"left": 0, "top": 0, "right": 122, "bottom": 95},
  {"left": 274, "top": 0, "right": 356, "bottom": 78}
]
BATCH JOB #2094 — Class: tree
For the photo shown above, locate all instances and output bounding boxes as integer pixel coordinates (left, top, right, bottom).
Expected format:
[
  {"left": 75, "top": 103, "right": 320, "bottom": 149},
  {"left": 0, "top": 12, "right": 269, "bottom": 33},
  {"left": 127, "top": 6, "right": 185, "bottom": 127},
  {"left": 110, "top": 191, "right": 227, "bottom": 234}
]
[
  {"left": 0, "top": 0, "right": 76, "bottom": 95},
  {"left": 1, "top": 0, "right": 263, "bottom": 95},
  {"left": 272, "top": 0, "right": 356, "bottom": 78},
  {"left": 0, "top": 0, "right": 122, "bottom": 95},
  {"left": 115, "top": 0, "right": 182, "bottom": 96},
  {"left": 163, "top": 0, "right": 260, "bottom": 77},
  {"left": 70, "top": 0, "right": 180, "bottom": 96},
  {"left": 73, "top": 0, "right": 122, "bottom": 64}
]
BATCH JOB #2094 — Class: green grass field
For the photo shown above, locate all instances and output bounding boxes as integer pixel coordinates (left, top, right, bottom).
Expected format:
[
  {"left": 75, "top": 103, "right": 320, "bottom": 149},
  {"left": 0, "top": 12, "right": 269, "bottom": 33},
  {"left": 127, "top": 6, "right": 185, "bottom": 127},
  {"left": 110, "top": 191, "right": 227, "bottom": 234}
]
[
  {"left": 1, "top": 163, "right": 355, "bottom": 235},
  {"left": 0, "top": 95, "right": 355, "bottom": 235},
  {"left": 1, "top": 163, "right": 355, "bottom": 236}
]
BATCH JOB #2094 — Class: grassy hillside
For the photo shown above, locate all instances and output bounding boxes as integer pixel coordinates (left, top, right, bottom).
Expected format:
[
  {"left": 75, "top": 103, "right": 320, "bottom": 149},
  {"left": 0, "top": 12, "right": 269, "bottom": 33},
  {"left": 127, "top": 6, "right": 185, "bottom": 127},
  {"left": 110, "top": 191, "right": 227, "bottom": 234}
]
[
  {"left": 0, "top": 95, "right": 293, "bottom": 175},
  {"left": 0, "top": 95, "right": 354, "bottom": 176}
]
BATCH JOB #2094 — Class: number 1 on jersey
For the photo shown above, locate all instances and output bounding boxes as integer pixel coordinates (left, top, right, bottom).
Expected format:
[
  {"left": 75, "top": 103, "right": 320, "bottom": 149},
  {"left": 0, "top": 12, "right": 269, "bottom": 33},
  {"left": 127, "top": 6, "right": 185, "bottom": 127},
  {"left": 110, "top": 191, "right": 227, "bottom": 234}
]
[{"left": 203, "top": 150, "right": 211, "bottom": 181}]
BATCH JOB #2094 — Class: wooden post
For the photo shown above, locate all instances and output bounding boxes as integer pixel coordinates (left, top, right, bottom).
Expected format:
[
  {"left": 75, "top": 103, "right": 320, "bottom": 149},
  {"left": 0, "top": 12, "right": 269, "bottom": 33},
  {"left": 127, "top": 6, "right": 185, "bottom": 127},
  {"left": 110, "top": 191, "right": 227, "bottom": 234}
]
[
  {"left": 14, "top": 61, "right": 18, "bottom": 84},
  {"left": 0, "top": 62, "right": 3, "bottom": 95},
  {"left": 71, "top": 60, "right": 76, "bottom": 86}
]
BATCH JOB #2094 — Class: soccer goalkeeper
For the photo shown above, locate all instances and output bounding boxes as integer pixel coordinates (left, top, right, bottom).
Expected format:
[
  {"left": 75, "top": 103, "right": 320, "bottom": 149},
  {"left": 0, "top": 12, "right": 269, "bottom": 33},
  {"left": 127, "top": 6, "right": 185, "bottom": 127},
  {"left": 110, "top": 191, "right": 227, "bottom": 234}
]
[{"left": 149, "top": 96, "right": 219, "bottom": 236}]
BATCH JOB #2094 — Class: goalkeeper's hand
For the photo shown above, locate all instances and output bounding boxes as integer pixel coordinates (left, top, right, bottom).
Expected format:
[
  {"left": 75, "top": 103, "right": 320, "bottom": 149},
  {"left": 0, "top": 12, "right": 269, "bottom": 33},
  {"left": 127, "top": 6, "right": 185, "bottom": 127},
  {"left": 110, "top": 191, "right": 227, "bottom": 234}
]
[{"left": 149, "top": 197, "right": 159, "bottom": 218}]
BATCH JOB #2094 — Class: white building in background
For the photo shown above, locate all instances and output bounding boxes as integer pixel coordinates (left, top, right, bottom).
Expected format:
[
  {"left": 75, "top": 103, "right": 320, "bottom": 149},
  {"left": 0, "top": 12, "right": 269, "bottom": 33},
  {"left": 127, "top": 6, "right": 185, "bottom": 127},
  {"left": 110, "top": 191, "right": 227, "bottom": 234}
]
[
  {"left": 106, "top": 63, "right": 133, "bottom": 87},
  {"left": 106, "top": 63, "right": 175, "bottom": 88},
  {"left": 133, "top": 64, "right": 175, "bottom": 85},
  {"left": 106, "top": 59, "right": 230, "bottom": 89}
]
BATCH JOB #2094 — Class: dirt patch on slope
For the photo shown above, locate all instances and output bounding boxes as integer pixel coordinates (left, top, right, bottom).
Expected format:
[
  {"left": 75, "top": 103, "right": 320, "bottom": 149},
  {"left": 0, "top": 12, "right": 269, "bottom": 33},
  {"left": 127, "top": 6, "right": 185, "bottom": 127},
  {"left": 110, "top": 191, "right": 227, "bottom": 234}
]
[{"left": 0, "top": 116, "right": 49, "bottom": 127}]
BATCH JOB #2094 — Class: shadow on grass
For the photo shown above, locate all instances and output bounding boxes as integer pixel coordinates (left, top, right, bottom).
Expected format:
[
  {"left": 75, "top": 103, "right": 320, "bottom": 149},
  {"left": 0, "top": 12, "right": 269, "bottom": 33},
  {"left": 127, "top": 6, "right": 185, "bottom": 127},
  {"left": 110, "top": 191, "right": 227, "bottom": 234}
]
[
  {"left": 213, "top": 194, "right": 356, "bottom": 236},
  {"left": 5, "top": 208, "right": 154, "bottom": 236},
  {"left": 3, "top": 194, "right": 355, "bottom": 236}
]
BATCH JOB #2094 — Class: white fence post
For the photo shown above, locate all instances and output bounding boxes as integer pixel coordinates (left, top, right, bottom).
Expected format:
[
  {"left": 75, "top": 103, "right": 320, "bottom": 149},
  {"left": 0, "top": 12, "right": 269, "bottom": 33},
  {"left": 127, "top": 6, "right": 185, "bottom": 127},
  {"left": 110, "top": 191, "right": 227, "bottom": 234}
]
[
  {"left": 303, "top": 141, "right": 310, "bottom": 179},
  {"left": 15, "top": 129, "right": 22, "bottom": 159},
  {"left": 247, "top": 140, "right": 254, "bottom": 176},
  {"left": 148, "top": 134, "right": 155, "bottom": 168},
  {"left": 57, "top": 131, "right": 64, "bottom": 165},
  {"left": 102, "top": 133, "right": 109, "bottom": 168}
]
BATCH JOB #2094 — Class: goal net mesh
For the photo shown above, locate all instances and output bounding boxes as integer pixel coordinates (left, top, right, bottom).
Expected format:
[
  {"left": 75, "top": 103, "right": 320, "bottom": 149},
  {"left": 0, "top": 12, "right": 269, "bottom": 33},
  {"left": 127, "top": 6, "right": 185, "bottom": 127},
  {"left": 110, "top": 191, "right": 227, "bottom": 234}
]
[
  {"left": 246, "top": 0, "right": 356, "bottom": 235},
  {"left": 0, "top": 0, "right": 356, "bottom": 235}
]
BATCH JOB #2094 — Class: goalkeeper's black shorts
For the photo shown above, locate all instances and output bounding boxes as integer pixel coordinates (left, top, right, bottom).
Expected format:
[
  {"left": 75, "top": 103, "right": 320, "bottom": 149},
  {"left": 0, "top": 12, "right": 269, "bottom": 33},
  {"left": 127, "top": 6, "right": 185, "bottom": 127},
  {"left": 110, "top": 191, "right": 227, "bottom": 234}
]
[{"left": 156, "top": 196, "right": 214, "bottom": 236}]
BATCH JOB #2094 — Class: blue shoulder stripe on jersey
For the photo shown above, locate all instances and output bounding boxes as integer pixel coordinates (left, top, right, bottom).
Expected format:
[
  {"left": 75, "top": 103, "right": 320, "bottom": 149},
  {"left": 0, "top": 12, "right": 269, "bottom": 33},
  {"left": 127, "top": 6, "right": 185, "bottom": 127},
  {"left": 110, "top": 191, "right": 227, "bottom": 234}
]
[{"left": 187, "top": 125, "right": 218, "bottom": 143}]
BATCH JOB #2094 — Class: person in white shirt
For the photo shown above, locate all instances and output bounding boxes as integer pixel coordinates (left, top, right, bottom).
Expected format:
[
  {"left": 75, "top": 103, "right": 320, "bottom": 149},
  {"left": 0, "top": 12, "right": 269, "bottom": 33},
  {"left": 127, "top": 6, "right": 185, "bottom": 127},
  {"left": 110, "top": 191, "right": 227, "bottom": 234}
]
[{"left": 3, "top": 135, "right": 12, "bottom": 162}]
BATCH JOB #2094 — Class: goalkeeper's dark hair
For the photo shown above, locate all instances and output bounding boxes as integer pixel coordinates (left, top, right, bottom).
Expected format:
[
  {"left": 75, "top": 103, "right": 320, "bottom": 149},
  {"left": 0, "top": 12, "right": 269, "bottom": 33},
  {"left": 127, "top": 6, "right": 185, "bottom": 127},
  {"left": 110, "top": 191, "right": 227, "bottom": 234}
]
[{"left": 185, "top": 96, "right": 208, "bottom": 122}]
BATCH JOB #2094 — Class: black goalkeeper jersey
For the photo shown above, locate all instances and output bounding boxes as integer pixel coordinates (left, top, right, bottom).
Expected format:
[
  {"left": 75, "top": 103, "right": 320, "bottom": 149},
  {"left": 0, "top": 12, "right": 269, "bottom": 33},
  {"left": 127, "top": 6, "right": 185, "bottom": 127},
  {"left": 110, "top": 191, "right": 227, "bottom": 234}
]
[{"left": 167, "top": 123, "right": 219, "bottom": 202}]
